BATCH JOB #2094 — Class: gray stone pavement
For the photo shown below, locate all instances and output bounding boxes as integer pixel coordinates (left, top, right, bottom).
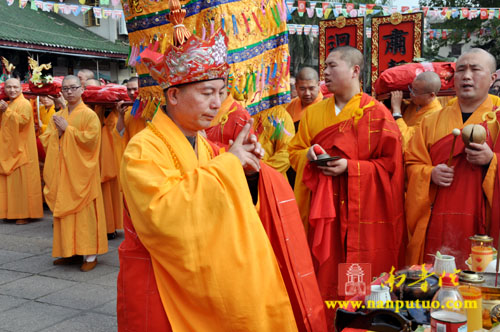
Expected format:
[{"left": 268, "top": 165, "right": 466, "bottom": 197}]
[{"left": 0, "top": 208, "right": 121, "bottom": 332}]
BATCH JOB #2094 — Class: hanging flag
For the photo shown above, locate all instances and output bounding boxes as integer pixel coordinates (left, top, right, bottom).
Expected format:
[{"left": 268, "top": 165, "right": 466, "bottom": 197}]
[
  {"left": 111, "top": 9, "right": 122, "bottom": 19},
  {"left": 296, "top": 25, "right": 304, "bottom": 35},
  {"left": 315, "top": 7, "right": 323, "bottom": 18},
  {"left": 401, "top": 6, "right": 409, "bottom": 13},
  {"left": 461, "top": 8, "right": 468, "bottom": 19},
  {"left": 311, "top": 25, "right": 319, "bottom": 37},
  {"left": 100, "top": 0, "right": 109, "bottom": 5},
  {"left": 480, "top": 8, "right": 488, "bottom": 19},
  {"left": 324, "top": 7, "right": 332, "bottom": 18},
  {"left": 7, "top": 0, "right": 14, "bottom": 6},
  {"left": 335, "top": 4, "right": 341, "bottom": 15},
  {"left": 288, "top": 24, "right": 296, "bottom": 35},
  {"left": 349, "top": 9, "right": 357, "bottom": 17},
  {"left": 103, "top": 8, "right": 112, "bottom": 18},
  {"left": 488, "top": 9, "right": 495, "bottom": 19},
  {"left": 34, "top": 0, "right": 43, "bottom": 9},
  {"left": 71, "top": 5, "right": 81, "bottom": 15},
  {"left": 422, "top": 6, "right": 429, "bottom": 16},
  {"left": 30, "top": 0, "right": 37, "bottom": 10},
  {"left": 306, "top": 7, "right": 314, "bottom": 18},
  {"left": 81, "top": 5, "right": 90, "bottom": 13},
  {"left": 345, "top": 3, "right": 354, "bottom": 12},
  {"left": 297, "top": 0, "right": 306, "bottom": 17},
  {"left": 442, "top": 30, "right": 447, "bottom": 39},
  {"left": 19, "top": 0, "right": 28, "bottom": 8},
  {"left": 304, "top": 25, "right": 312, "bottom": 35},
  {"left": 358, "top": 4, "right": 366, "bottom": 16},
  {"left": 322, "top": 2, "right": 329, "bottom": 11},
  {"left": 93, "top": 6, "right": 102, "bottom": 18},
  {"left": 111, "top": 0, "right": 119, "bottom": 6},
  {"left": 309, "top": 1, "right": 316, "bottom": 10}
]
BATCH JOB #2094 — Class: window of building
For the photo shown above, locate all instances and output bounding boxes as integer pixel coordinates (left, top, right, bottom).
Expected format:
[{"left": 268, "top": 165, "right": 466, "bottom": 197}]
[{"left": 84, "top": 0, "right": 100, "bottom": 27}]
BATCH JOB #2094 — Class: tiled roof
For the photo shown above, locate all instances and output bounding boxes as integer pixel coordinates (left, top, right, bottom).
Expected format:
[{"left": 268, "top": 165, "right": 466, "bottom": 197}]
[{"left": 0, "top": 1, "right": 129, "bottom": 58}]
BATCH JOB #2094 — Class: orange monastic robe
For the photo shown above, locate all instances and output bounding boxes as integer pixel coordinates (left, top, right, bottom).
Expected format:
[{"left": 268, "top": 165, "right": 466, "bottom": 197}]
[
  {"left": 112, "top": 108, "right": 147, "bottom": 164},
  {"left": 397, "top": 98, "right": 442, "bottom": 150},
  {"left": 0, "top": 94, "right": 43, "bottom": 219},
  {"left": 40, "top": 102, "right": 108, "bottom": 258},
  {"left": 252, "top": 105, "right": 295, "bottom": 177},
  {"left": 405, "top": 95, "right": 500, "bottom": 267},
  {"left": 120, "top": 110, "right": 297, "bottom": 332},
  {"left": 95, "top": 106, "right": 123, "bottom": 233},
  {"left": 289, "top": 94, "right": 405, "bottom": 329},
  {"left": 286, "top": 92, "right": 324, "bottom": 124},
  {"left": 39, "top": 104, "right": 55, "bottom": 134}
]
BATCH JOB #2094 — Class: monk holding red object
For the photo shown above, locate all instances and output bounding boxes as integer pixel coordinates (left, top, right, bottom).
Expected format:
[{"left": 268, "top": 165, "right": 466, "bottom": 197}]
[
  {"left": 406, "top": 48, "right": 500, "bottom": 268},
  {"left": 288, "top": 46, "right": 405, "bottom": 329}
]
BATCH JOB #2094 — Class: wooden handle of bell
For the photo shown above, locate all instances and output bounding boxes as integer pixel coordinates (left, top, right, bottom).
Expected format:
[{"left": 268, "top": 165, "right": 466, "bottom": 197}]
[{"left": 447, "top": 128, "right": 461, "bottom": 167}]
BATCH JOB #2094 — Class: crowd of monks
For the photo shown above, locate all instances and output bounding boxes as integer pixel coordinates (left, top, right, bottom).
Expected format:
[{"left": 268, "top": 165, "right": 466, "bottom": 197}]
[{"left": 1, "top": 37, "right": 499, "bottom": 331}]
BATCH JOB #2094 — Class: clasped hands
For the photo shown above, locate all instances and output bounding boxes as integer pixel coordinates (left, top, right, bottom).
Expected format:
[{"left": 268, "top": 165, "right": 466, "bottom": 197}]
[
  {"left": 307, "top": 144, "right": 347, "bottom": 176},
  {"left": 431, "top": 142, "right": 493, "bottom": 187},
  {"left": 228, "top": 118, "right": 264, "bottom": 174},
  {"left": 52, "top": 115, "right": 68, "bottom": 137}
]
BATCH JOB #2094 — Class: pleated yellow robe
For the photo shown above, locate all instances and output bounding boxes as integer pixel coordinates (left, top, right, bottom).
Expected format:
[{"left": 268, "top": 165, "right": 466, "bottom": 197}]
[
  {"left": 40, "top": 102, "right": 108, "bottom": 257},
  {"left": 95, "top": 106, "right": 123, "bottom": 233},
  {"left": 120, "top": 110, "right": 297, "bottom": 332},
  {"left": 0, "top": 94, "right": 43, "bottom": 219},
  {"left": 112, "top": 108, "right": 147, "bottom": 167}
]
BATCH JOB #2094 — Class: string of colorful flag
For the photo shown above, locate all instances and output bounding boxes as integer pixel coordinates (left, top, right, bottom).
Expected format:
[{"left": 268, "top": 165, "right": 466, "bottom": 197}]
[
  {"left": 6, "top": 0, "right": 124, "bottom": 20},
  {"left": 286, "top": 1, "right": 500, "bottom": 20},
  {"left": 287, "top": 24, "right": 500, "bottom": 40}
]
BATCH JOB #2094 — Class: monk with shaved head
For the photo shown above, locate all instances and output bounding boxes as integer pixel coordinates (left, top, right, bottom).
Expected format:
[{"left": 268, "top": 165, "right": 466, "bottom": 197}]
[
  {"left": 77, "top": 69, "right": 95, "bottom": 86},
  {"left": 405, "top": 48, "right": 500, "bottom": 268},
  {"left": 0, "top": 78, "right": 43, "bottom": 224},
  {"left": 288, "top": 46, "right": 405, "bottom": 329},
  {"left": 286, "top": 67, "right": 322, "bottom": 128},
  {"left": 40, "top": 74, "right": 108, "bottom": 272},
  {"left": 391, "top": 71, "right": 443, "bottom": 150}
]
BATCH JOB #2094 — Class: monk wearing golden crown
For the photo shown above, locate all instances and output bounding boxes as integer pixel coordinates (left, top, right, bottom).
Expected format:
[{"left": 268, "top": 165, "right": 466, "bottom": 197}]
[
  {"left": 0, "top": 78, "right": 44, "bottom": 224},
  {"left": 117, "top": 1, "right": 307, "bottom": 331}
]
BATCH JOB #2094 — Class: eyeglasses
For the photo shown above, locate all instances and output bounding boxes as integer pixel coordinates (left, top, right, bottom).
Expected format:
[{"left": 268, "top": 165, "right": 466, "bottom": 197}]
[
  {"left": 408, "top": 85, "right": 429, "bottom": 97},
  {"left": 61, "top": 86, "right": 81, "bottom": 93}
]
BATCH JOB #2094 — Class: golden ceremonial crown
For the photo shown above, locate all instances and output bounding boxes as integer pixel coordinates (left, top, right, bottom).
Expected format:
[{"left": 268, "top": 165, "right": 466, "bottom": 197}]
[{"left": 140, "top": 0, "right": 229, "bottom": 90}]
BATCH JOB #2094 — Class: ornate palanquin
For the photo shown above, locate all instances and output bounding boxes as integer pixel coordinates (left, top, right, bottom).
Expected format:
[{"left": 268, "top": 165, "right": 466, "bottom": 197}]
[
  {"left": 370, "top": 12, "right": 423, "bottom": 93},
  {"left": 122, "top": 0, "right": 291, "bottom": 117},
  {"left": 319, "top": 16, "right": 364, "bottom": 81}
]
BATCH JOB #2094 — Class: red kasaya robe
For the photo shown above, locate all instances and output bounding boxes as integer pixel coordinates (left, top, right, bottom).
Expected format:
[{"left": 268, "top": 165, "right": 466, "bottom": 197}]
[{"left": 300, "top": 93, "right": 405, "bottom": 328}]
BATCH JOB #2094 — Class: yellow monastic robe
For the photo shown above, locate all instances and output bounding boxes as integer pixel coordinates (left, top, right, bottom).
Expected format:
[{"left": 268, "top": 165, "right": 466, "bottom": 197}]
[
  {"left": 288, "top": 95, "right": 364, "bottom": 226},
  {"left": 0, "top": 94, "right": 43, "bottom": 219},
  {"left": 285, "top": 92, "right": 324, "bottom": 123},
  {"left": 112, "top": 108, "right": 147, "bottom": 161},
  {"left": 95, "top": 106, "right": 123, "bottom": 233},
  {"left": 120, "top": 110, "right": 297, "bottom": 332},
  {"left": 40, "top": 102, "right": 108, "bottom": 258},
  {"left": 405, "top": 95, "right": 500, "bottom": 265},
  {"left": 397, "top": 98, "right": 442, "bottom": 150},
  {"left": 39, "top": 104, "right": 55, "bottom": 134},
  {"left": 252, "top": 105, "right": 295, "bottom": 177}
]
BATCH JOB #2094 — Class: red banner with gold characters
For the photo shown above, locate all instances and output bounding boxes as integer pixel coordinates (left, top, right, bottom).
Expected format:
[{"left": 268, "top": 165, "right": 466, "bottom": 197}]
[
  {"left": 370, "top": 12, "right": 423, "bottom": 92},
  {"left": 319, "top": 16, "right": 364, "bottom": 81}
]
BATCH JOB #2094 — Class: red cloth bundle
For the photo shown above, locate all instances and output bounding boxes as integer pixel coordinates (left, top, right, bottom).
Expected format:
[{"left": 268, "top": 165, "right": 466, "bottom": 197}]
[
  {"left": 374, "top": 62, "right": 456, "bottom": 95},
  {"left": 28, "top": 76, "right": 63, "bottom": 96},
  {"left": 82, "top": 84, "right": 131, "bottom": 103}
]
